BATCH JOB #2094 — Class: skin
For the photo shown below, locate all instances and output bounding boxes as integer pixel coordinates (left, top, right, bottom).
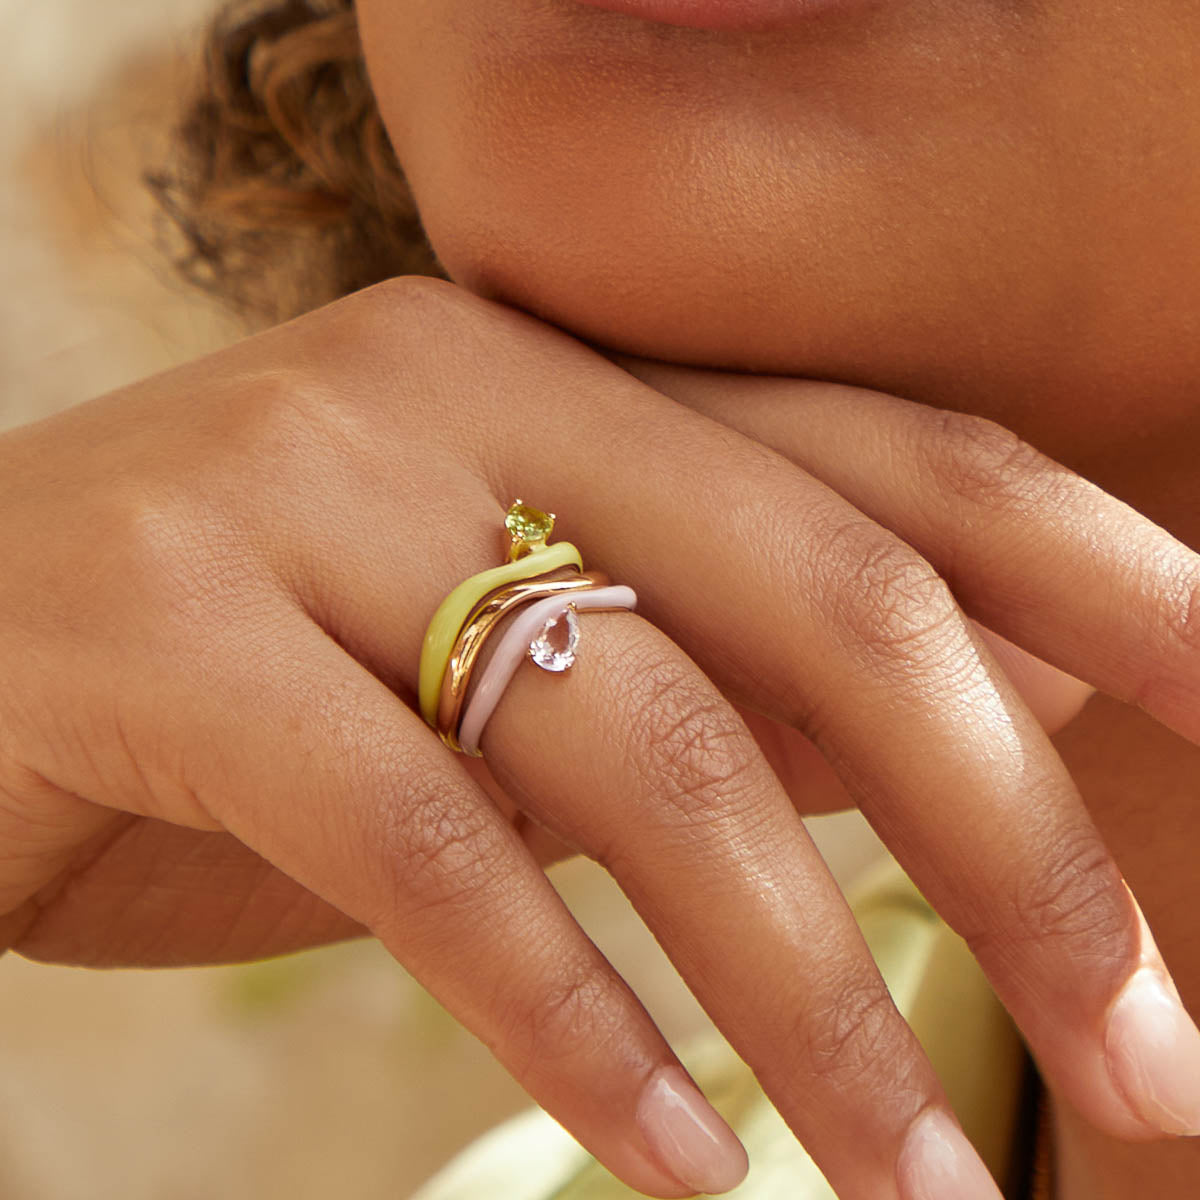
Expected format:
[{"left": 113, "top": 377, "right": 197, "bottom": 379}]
[
  {"left": 356, "top": 0, "right": 1200, "bottom": 461},
  {"left": 350, "top": 1, "right": 1200, "bottom": 1196},
  {"left": 2, "top": 2, "right": 1198, "bottom": 1199}
]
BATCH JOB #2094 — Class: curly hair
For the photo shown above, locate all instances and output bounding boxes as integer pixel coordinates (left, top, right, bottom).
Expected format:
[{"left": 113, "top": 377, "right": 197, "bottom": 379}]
[{"left": 147, "top": 0, "right": 446, "bottom": 325}]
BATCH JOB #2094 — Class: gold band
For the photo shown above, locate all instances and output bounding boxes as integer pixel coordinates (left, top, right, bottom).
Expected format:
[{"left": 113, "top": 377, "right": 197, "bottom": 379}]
[{"left": 436, "top": 566, "right": 612, "bottom": 750}]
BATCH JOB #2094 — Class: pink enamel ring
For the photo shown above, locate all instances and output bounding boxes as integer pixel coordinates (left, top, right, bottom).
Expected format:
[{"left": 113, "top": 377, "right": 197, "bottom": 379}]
[{"left": 457, "top": 585, "right": 638, "bottom": 757}]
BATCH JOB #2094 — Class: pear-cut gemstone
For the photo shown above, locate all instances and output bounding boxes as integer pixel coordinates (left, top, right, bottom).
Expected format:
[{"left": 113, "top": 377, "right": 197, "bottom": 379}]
[
  {"left": 529, "top": 604, "right": 579, "bottom": 672},
  {"left": 505, "top": 500, "right": 555, "bottom": 546}
]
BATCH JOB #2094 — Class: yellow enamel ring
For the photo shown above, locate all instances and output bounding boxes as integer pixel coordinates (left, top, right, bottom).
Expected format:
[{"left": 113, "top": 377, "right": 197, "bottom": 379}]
[{"left": 417, "top": 502, "right": 581, "bottom": 727}]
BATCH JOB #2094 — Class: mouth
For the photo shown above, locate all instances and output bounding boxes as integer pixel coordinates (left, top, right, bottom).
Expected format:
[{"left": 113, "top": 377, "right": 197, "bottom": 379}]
[{"left": 569, "top": 0, "right": 875, "bottom": 32}]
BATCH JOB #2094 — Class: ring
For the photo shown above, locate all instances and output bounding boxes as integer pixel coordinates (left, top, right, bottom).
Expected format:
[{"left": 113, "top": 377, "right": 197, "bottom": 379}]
[
  {"left": 456, "top": 585, "right": 637, "bottom": 757},
  {"left": 435, "top": 566, "right": 613, "bottom": 749},
  {"left": 418, "top": 500, "right": 638, "bottom": 756},
  {"left": 417, "top": 501, "right": 582, "bottom": 727}
]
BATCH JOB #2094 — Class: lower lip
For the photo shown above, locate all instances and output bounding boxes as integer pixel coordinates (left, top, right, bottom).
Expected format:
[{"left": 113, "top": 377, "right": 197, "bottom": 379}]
[{"left": 572, "top": 0, "right": 864, "bottom": 31}]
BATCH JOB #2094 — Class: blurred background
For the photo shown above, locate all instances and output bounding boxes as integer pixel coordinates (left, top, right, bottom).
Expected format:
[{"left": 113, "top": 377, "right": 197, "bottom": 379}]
[{"left": 0, "top": 2, "right": 887, "bottom": 1195}]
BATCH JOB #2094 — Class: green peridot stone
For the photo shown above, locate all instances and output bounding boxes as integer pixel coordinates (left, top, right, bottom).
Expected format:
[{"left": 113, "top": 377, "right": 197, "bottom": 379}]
[{"left": 505, "top": 500, "right": 554, "bottom": 545}]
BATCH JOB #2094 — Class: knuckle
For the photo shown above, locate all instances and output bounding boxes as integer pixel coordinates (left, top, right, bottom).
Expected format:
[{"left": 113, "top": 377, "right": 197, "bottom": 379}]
[
  {"left": 796, "top": 976, "right": 903, "bottom": 1093},
  {"left": 967, "top": 829, "right": 1131, "bottom": 975},
  {"left": 1134, "top": 559, "right": 1200, "bottom": 711},
  {"left": 242, "top": 275, "right": 488, "bottom": 441},
  {"left": 228, "top": 371, "right": 370, "bottom": 480},
  {"left": 919, "top": 409, "right": 1067, "bottom": 514},
  {"left": 815, "top": 524, "right": 963, "bottom": 664},
  {"left": 370, "top": 765, "right": 503, "bottom": 933},
  {"left": 331, "top": 274, "right": 473, "bottom": 366},
  {"left": 107, "top": 485, "right": 251, "bottom": 621},
  {"left": 1159, "top": 560, "right": 1200, "bottom": 657},
  {"left": 499, "top": 964, "right": 623, "bottom": 1078},
  {"left": 626, "top": 657, "right": 763, "bottom": 832},
  {"left": 354, "top": 272, "right": 462, "bottom": 314}
]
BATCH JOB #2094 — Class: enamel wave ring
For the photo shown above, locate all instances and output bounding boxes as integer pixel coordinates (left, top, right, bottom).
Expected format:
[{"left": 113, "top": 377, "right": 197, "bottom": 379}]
[{"left": 418, "top": 501, "right": 638, "bottom": 757}]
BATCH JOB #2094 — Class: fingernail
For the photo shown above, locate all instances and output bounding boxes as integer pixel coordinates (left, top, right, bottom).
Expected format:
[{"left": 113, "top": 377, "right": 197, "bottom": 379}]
[
  {"left": 1105, "top": 966, "right": 1200, "bottom": 1135},
  {"left": 896, "top": 1108, "right": 1004, "bottom": 1200},
  {"left": 635, "top": 1065, "right": 749, "bottom": 1195}
]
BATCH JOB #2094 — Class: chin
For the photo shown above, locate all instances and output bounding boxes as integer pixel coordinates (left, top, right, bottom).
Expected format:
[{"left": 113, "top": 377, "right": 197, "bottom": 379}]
[
  {"left": 360, "top": 0, "right": 1200, "bottom": 471},
  {"left": 424, "top": 197, "right": 1046, "bottom": 416}
]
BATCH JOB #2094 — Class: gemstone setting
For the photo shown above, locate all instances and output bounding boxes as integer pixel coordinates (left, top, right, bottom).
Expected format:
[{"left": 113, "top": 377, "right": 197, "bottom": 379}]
[
  {"left": 529, "top": 604, "right": 579, "bottom": 672},
  {"left": 505, "top": 500, "right": 555, "bottom": 550}
]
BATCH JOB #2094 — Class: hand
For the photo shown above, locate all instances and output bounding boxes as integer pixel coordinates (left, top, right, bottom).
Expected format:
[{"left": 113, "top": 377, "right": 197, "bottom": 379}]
[{"left": 2, "top": 277, "right": 1199, "bottom": 1200}]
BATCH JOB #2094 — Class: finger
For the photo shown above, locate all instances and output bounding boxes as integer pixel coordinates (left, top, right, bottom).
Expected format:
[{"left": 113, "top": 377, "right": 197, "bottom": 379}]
[
  {"left": 477, "top": 609, "right": 1005, "bottom": 1200},
  {"left": 729, "top": 617, "right": 1096, "bottom": 819},
  {"left": 610, "top": 358, "right": 1193, "bottom": 742},
  {"left": 459, "top": 338, "right": 1200, "bottom": 1142},
  {"left": 0, "top": 750, "right": 569, "bottom": 968},
  {"left": 970, "top": 620, "right": 1096, "bottom": 733},
  {"left": 38, "top": 608, "right": 747, "bottom": 1199},
  {"left": 458, "top": 747, "right": 581, "bottom": 868},
  {"left": 0, "top": 764, "right": 567, "bottom": 967}
]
